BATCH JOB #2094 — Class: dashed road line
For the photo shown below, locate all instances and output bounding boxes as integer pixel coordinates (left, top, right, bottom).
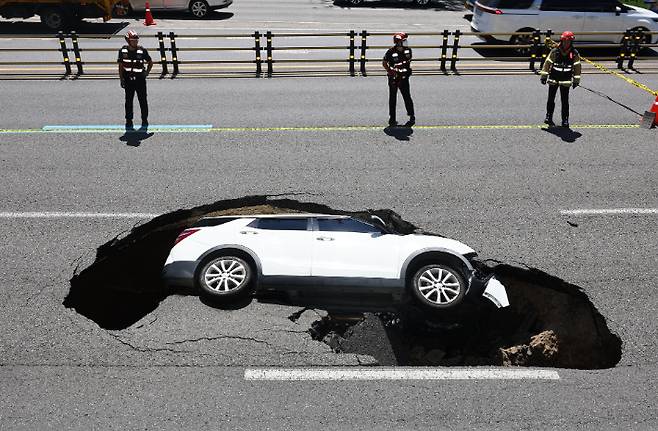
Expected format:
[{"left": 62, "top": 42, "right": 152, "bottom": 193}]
[
  {"left": 560, "top": 208, "right": 658, "bottom": 216},
  {"left": 243, "top": 368, "right": 561, "bottom": 381},
  {"left": 0, "top": 124, "right": 640, "bottom": 134}
]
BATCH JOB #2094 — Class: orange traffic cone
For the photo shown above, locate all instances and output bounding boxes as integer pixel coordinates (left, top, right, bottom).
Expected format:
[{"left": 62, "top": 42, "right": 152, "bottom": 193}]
[
  {"left": 640, "top": 95, "right": 658, "bottom": 129},
  {"left": 144, "top": 1, "right": 156, "bottom": 26}
]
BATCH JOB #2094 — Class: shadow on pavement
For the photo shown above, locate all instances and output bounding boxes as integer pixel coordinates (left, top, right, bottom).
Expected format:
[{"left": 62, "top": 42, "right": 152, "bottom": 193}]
[
  {"left": 330, "top": 0, "right": 465, "bottom": 10},
  {"left": 384, "top": 126, "right": 413, "bottom": 141},
  {"left": 0, "top": 20, "right": 129, "bottom": 36},
  {"left": 124, "top": 10, "right": 232, "bottom": 20},
  {"left": 119, "top": 130, "right": 154, "bottom": 147},
  {"left": 542, "top": 126, "right": 582, "bottom": 143}
]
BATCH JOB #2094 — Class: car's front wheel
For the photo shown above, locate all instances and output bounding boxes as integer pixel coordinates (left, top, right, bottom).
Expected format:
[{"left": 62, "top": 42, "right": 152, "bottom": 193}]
[
  {"left": 189, "top": 0, "right": 210, "bottom": 18},
  {"left": 410, "top": 264, "right": 466, "bottom": 310},
  {"left": 510, "top": 28, "right": 536, "bottom": 56},
  {"left": 198, "top": 255, "right": 253, "bottom": 299}
]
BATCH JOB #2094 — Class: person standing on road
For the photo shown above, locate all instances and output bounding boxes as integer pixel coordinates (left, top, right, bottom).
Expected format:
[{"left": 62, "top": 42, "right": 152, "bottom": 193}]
[
  {"left": 383, "top": 32, "right": 415, "bottom": 127},
  {"left": 118, "top": 30, "right": 153, "bottom": 130},
  {"left": 540, "top": 31, "right": 581, "bottom": 128}
]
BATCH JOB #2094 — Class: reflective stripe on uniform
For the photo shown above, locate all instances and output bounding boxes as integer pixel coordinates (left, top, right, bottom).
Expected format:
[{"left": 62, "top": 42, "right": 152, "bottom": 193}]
[{"left": 552, "top": 66, "right": 572, "bottom": 72}]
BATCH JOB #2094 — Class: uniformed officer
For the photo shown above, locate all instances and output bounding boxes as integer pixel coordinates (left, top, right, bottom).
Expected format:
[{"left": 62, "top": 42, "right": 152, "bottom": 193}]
[
  {"left": 118, "top": 30, "right": 153, "bottom": 130},
  {"left": 382, "top": 32, "right": 415, "bottom": 127},
  {"left": 540, "top": 31, "right": 581, "bottom": 128}
]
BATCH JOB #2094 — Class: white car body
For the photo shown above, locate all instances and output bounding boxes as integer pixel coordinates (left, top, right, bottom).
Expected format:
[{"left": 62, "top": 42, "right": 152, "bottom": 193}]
[
  {"left": 129, "top": 0, "right": 231, "bottom": 12},
  {"left": 472, "top": 0, "right": 658, "bottom": 43},
  {"left": 163, "top": 214, "right": 509, "bottom": 310}
]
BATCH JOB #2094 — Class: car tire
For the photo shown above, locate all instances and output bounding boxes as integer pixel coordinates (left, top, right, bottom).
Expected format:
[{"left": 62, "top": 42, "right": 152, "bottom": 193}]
[
  {"left": 40, "top": 7, "right": 70, "bottom": 31},
  {"left": 197, "top": 255, "right": 253, "bottom": 300},
  {"left": 347, "top": 0, "right": 363, "bottom": 5},
  {"left": 189, "top": 0, "right": 210, "bottom": 18},
  {"left": 410, "top": 263, "right": 467, "bottom": 310},
  {"left": 415, "top": 0, "right": 430, "bottom": 5},
  {"left": 510, "top": 28, "right": 535, "bottom": 56}
]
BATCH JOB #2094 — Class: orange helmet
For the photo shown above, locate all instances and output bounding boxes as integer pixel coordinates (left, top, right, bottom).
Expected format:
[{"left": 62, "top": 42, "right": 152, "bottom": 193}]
[
  {"left": 560, "top": 31, "right": 575, "bottom": 41},
  {"left": 125, "top": 30, "right": 139, "bottom": 41},
  {"left": 393, "top": 32, "right": 408, "bottom": 43}
]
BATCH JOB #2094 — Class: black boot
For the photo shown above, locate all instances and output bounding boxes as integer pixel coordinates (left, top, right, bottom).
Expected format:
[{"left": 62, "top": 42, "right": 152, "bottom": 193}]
[
  {"left": 544, "top": 114, "right": 555, "bottom": 127},
  {"left": 405, "top": 116, "right": 415, "bottom": 127},
  {"left": 388, "top": 118, "right": 398, "bottom": 127},
  {"left": 125, "top": 120, "right": 134, "bottom": 130},
  {"left": 561, "top": 118, "right": 569, "bottom": 128}
]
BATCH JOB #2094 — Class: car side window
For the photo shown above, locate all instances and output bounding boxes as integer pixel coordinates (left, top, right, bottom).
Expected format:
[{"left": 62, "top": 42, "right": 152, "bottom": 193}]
[
  {"left": 250, "top": 218, "right": 309, "bottom": 231},
  {"left": 497, "top": 0, "right": 534, "bottom": 8},
  {"left": 540, "top": 0, "right": 582, "bottom": 11},
  {"left": 317, "top": 218, "right": 382, "bottom": 234}
]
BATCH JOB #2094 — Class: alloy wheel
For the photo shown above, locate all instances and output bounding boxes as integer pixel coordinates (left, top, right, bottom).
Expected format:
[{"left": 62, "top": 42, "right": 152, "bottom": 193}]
[
  {"left": 203, "top": 258, "right": 247, "bottom": 293},
  {"left": 417, "top": 267, "right": 462, "bottom": 305}
]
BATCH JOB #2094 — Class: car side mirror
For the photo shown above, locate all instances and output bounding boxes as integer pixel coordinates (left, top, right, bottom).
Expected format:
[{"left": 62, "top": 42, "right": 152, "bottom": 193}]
[{"left": 615, "top": 6, "right": 621, "bottom": 15}]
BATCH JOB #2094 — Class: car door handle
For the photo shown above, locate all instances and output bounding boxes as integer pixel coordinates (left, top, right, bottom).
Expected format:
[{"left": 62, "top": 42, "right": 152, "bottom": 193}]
[
  {"left": 316, "top": 236, "right": 334, "bottom": 241},
  {"left": 239, "top": 231, "right": 258, "bottom": 235}
]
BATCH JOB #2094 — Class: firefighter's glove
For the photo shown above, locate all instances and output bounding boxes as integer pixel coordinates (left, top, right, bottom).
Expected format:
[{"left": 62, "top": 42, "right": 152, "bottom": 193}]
[
  {"left": 540, "top": 75, "right": 547, "bottom": 85},
  {"left": 120, "top": 80, "right": 125, "bottom": 89}
]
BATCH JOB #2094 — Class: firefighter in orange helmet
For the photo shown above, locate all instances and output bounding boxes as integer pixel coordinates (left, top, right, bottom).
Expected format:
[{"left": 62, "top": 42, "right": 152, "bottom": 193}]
[
  {"left": 382, "top": 32, "right": 415, "bottom": 127},
  {"left": 540, "top": 31, "right": 582, "bottom": 128}
]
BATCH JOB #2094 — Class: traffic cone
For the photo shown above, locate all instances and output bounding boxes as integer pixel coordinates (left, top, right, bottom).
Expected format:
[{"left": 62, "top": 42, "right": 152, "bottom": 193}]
[
  {"left": 640, "top": 95, "right": 658, "bottom": 129},
  {"left": 144, "top": 1, "right": 156, "bottom": 26}
]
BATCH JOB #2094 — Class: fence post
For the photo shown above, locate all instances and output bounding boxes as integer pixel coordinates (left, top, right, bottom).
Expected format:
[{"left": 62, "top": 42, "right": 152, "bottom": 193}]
[
  {"left": 349, "top": 30, "right": 356, "bottom": 77},
  {"left": 57, "top": 31, "right": 71, "bottom": 76},
  {"left": 157, "top": 31, "right": 168, "bottom": 76},
  {"left": 529, "top": 29, "right": 541, "bottom": 71},
  {"left": 69, "top": 31, "right": 83, "bottom": 75},
  {"left": 359, "top": 30, "right": 367, "bottom": 76},
  {"left": 628, "top": 29, "right": 642, "bottom": 70},
  {"left": 617, "top": 29, "right": 630, "bottom": 69},
  {"left": 254, "top": 31, "right": 262, "bottom": 77},
  {"left": 540, "top": 29, "right": 553, "bottom": 69},
  {"left": 266, "top": 30, "right": 273, "bottom": 77},
  {"left": 450, "top": 29, "right": 460, "bottom": 72},
  {"left": 169, "top": 32, "right": 179, "bottom": 76},
  {"left": 440, "top": 29, "right": 449, "bottom": 72}
]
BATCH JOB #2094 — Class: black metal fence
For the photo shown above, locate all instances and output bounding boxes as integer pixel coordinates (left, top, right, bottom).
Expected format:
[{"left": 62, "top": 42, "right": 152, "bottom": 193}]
[{"left": 0, "top": 29, "right": 656, "bottom": 78}]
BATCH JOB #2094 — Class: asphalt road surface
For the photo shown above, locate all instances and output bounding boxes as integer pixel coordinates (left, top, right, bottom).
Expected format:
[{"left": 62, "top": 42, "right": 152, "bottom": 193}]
[{"left": 2, "top": 1, "right": 658, "bottom": 430}]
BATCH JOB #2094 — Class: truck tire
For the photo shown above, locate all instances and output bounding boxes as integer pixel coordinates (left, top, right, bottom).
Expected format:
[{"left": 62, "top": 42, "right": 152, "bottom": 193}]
[{"left": 40, "top": 7, "right": 70, "bottom": 31}]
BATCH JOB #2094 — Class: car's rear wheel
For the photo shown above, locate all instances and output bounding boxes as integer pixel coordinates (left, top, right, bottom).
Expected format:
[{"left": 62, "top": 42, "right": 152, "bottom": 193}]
[
  {"left": 198, "top": 255, "right": 253, "bottom": 299},
  {"left": 415, "top": 0, "right": 430, "bottom": 6},
  {"left": 189, "top": 0, "right": 210, "bottom": 18},
  {"left": 510, "top": 28, "right": 535, "bottom": 56},
  {"left": 410, "top": 264, "right": 466, "bottom": 310}
]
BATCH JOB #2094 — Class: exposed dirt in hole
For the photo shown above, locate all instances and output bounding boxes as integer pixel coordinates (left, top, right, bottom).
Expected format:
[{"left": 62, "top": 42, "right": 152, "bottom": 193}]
[{"left": 64, "top": 195, "right": 621, "bottom": 368}]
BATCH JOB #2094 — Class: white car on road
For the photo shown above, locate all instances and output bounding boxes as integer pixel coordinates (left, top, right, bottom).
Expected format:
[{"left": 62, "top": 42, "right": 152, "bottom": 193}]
[
  {"left": 129, "top": 0, "right": 231, "bottom": 18},
  {"left": 472, "top": 0, "right": 658, "bottom": 46},
  {"left": 162, "top": 214, "right": 509, "bottom": 313}
]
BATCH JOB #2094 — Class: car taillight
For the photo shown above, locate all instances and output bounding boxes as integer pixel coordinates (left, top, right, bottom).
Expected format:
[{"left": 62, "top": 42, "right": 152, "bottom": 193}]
[
  {"left": 476, "top": 3, "right": 502, "bottom": 14},
  {"left": 174, "top": 228, "right": 200, "bottom": 245}
]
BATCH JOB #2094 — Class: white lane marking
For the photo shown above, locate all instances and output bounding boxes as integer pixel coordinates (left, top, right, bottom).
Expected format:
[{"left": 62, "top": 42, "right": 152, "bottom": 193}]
[
  {"left": 560, "top": 208, "right": 658, "bottom": 216},
  {"left": 0, "top": 212, "right": 159, "bottom": 218},
  {"left": 244, "top": 368, "right": 560, "bottom": 381}
]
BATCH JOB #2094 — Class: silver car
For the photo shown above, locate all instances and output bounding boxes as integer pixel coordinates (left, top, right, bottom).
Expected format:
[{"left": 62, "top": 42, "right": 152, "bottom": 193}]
[{"left": 130, "top": 0, "right": 232, "bottom": 18}]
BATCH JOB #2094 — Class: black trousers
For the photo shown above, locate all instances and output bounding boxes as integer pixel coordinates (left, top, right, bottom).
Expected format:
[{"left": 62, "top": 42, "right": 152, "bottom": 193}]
[
  {"left": 124, "top": 77, "right": 148, "bottom": 123},
  {"left": 388, "top": 76, "right": 415, "bottom": 121},
  {"left": 546, "top": 84, "right": 569, "bottom": 121}
]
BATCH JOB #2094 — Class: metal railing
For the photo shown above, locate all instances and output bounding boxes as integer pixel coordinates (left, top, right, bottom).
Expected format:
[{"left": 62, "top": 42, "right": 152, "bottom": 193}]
[{"left": 0, "top": 29, "right": 656, "bottom": 78}]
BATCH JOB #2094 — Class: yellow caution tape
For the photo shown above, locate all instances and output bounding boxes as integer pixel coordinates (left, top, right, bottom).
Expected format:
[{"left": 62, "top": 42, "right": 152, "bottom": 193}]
[{"left": 546, "top": 38, "right": 658, "bottom": 97}]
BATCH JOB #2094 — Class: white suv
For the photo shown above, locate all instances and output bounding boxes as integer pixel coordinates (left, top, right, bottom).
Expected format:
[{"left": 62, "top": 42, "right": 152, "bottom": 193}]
[
  {"left": 162, "top": 214, "right": 509, "bottom": 313},
  {"left": 472, "top": 0, "right": 658, "bottom": 45}
]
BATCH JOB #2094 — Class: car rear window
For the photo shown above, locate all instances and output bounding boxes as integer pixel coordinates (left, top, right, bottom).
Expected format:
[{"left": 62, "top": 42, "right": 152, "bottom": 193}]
[
  {"left": 250, "top": 218, "right": 308, "bottom": 231},
  {"left": 477, "top": 0, "right": 534, "bottom": 8},
  {"left": 317, "top": 218, "right": 382, "bottom": 234}
]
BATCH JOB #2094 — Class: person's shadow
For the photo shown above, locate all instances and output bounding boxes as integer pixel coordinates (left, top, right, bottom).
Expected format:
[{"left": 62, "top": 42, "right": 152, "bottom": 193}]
[
  {"left": 120, "top": 128, "right": 154, "bottom": 147},
  {"left": 384, "top": 125, "right": 414, "bottom": 141},
  {"left": 542, "top": 126, "right": 582, "bottom": 143}
]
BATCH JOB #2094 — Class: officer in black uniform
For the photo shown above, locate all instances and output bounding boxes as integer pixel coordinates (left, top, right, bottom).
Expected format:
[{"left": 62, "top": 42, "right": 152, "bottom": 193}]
[
  {"left": 382, "top": 32, "right": 415, "bottom": 127},
  {"left": 118, "top": 30, "right": 153, "bottom": 130},
  {"left": 540, "top": 31, "right": 581, "bottom": 128}
]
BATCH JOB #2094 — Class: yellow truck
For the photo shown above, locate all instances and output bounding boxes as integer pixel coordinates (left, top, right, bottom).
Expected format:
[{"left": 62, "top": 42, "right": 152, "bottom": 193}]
[{"left": 0, "top": 0, "right": 129, "bottom": 30}]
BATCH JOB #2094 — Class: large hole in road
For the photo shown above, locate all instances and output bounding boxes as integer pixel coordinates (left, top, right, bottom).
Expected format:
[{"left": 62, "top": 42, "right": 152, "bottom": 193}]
[{"left": 64, "top": 195, "right": 621, "bottom": 369}]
